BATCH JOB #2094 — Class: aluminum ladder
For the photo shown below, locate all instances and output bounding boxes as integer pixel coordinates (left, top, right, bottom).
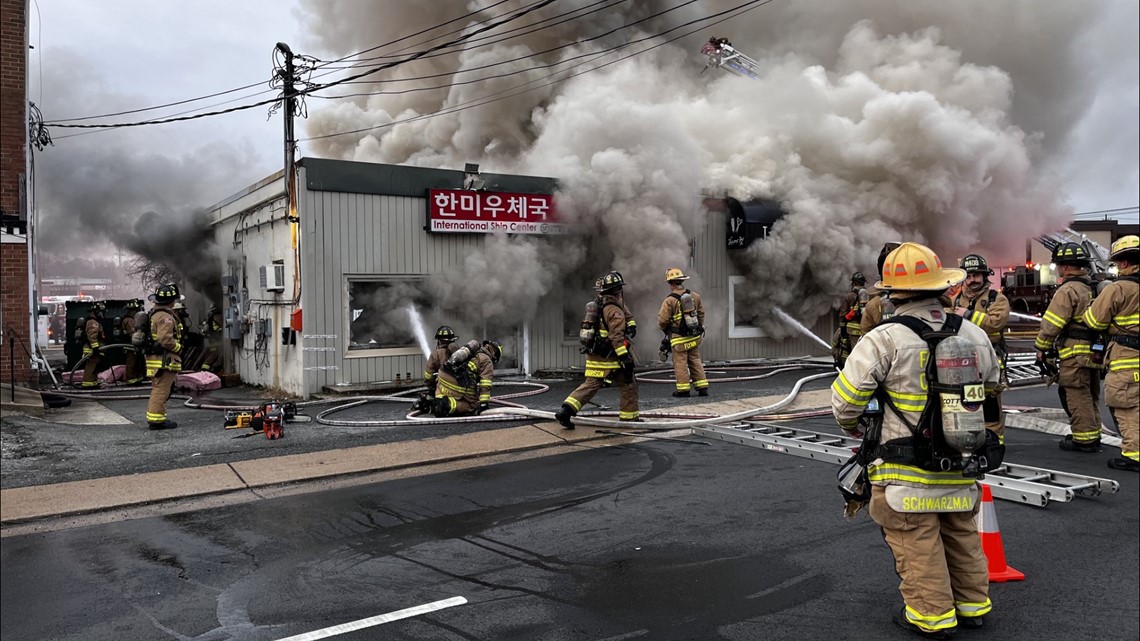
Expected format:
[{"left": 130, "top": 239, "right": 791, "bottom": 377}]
[{"left": 693, "top": 422, "right": 1119, "bottom": 507}]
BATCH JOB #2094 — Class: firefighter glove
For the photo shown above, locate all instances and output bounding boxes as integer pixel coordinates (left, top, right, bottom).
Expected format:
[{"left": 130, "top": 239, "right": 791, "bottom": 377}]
[
  {"left": 478, "top": 402, "right": 490, "bottom": 414},
  {"left": 626, "top": 324, "right": 637, "bottom": 339}
]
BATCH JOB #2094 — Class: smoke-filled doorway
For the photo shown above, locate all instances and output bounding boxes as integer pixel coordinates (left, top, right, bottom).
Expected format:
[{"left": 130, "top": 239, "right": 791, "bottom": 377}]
[
  {"left": 347, "top": 278, "right": 431, "bottom": 352},
  {"left": 484, "top": 323, "right": 521, "bottom": 375}
]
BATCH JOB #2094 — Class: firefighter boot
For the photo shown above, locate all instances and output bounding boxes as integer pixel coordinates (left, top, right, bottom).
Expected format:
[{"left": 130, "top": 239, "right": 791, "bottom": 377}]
[
  {"left": 1107, "top": 457, "right": 1140, "bottom": 472},
  {"left": 1058, "top": 435, "right": 1100, "bottom": 453},
  {"left": 697, "top": 388, "right": 709, "bottom": 397},
  {"left": 672, "top": 390, "right": 690, "bottom": 398},
  {"left": 411, "top": 393, "right": 432, "bottom": 414},
  {"left": 148, "top": 420, "right": 178, "bottom": 430},
  {"left": 555, "top": 404, "right": 576, "bottom": 430},
  {"left": 892, "top": 607, "right": 953, "bottom": 640}
]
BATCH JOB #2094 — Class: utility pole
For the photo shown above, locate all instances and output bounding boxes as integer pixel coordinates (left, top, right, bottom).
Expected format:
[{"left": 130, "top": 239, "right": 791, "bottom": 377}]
[{"left": 276, "top": 42, "right": 298, "bottom": 225}]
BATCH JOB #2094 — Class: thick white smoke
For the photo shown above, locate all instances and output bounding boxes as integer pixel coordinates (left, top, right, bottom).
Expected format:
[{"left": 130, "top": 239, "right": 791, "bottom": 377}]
[{"left": 299, "top": 0, "right": 1133, "bottom": 328}]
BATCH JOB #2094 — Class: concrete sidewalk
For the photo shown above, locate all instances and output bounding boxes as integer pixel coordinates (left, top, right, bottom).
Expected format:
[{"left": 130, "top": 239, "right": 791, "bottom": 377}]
[{"left": 1, "top": 389, "right": 836, "bottom": 525}]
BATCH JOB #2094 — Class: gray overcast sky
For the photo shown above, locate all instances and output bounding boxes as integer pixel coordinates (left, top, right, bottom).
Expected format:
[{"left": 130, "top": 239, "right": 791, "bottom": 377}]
[{"left": 29, "top": 0, "right": 1140, "bottom": 226}]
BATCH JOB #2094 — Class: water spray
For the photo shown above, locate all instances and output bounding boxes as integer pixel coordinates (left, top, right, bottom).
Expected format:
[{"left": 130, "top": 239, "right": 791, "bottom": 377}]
[
  {"left": 772, "top": 307, "right": 831, "bottom": 351},
  {"left": 406, "top": 303, "right": 431, "bottom": 359},
  {"left": 1008, "top": 311, "right": 1041, "bottom": 323}
]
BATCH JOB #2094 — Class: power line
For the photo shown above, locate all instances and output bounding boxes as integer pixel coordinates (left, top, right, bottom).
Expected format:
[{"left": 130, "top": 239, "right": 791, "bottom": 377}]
[{"left": 302, "top": 0, "right": 776, "bottom": 143}]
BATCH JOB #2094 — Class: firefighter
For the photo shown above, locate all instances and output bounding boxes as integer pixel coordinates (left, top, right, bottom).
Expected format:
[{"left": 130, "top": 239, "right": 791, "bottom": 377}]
[
  {"left": 413, "top": 325, "right": 459, "bottom": 413},
  {"left": 145, "top": 283, "right": 184, "bottom": 430},
  {"left": 199, "top": 305, "right": 223, "bottom": 372},
  {"left": 1082, "top": 235, "right": 1139, "bottom": 471},
  {"left": 861, "top": 243, "right": 902, "bottom": 334},
  {"left": 80, "top": 302, "right": 107, "bottom": 388},
  {"left": 1035, "top": 243, "right": 1102, "bottom": 453},
  {"left": 432, "top": 339, "right": 501, "bottom": 417},
  {"left": 831, "top": 271, "right": 867, "bottom": 367},
  {"left": 556, "top": 271, "right": 639, "bottom": 428},
  {"left": 657, "top": 267, "right": 708, "bottom": 397},
  {"left": 594, "top": 277, "right": 636, "bottom": 388},
  {"left": 832, "top": 242, "right": 999, "bottom": 638},
  {"left": 120, "top": 299, "right": 145, "bottom": 384},
  {"left": 952, "top": 254, "right": 1011, "bottom": 443}
]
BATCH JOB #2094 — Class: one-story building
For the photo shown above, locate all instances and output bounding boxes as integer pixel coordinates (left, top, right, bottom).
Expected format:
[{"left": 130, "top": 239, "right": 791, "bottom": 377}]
[{"left": 208, "top": 158, "right": 831, "bottom": 398}]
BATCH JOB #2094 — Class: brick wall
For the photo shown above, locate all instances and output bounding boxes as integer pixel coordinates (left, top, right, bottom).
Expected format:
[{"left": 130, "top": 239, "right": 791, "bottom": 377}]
[{"left": 1, "top": 0, "right": 32, "bottom": 384}]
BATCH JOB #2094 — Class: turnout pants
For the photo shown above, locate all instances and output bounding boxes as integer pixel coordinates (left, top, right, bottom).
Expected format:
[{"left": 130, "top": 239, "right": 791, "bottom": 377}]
[
  {"left": 983, "top": 391, "right": 1004, "bottom": 444},
  {"left": 671, "top": 341, "right": 707, "bottom": 393},
  {"left": 564, "top": 366, "right": 639, "bottom": 420},
  {"left": 1105, "top": 343, "right": 1139, "bottom": 462},
  {"left": 1058, "top": 360, "right": 1101, "bottom": 445},
  {"left": 869, "top": 485, "right": 990, "bottom": 633},
  {"left": 433, "top": 394, "right": 478, "bottom": 417},
  {"left": 124, "top": 349, "right": 145, "bottom": 383},
  {"left": 146, "top": 369, "right": 177, "bottom": 424},
  {"left": 81, "top": 346, "right": 101, "bottom": 387}
]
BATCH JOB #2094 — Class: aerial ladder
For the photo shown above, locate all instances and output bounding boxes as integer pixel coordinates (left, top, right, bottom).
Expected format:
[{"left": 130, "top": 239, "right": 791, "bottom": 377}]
[
  {"left": 1035, "top": 228, "right": 1113, "bottom": 277},
  {"left": 699, "top": 37, "right": 762, "bottom": 79}
]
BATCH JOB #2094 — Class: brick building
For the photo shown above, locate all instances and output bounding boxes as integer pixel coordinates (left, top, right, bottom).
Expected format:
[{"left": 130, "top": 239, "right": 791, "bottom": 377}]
[{"left": 1, "top": 0, "right": 32, "bottom": 383}]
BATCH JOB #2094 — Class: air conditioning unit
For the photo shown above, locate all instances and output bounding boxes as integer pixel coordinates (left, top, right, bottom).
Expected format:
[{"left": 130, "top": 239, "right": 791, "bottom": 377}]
[{"left": 259, "top": 263, "right": 286, "bottom": 292}]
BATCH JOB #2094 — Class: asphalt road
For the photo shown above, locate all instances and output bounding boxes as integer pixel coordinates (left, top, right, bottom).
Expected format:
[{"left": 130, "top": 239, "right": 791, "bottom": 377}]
[{"left": 2, "top": 418, "right": 1136, "bottom": 641}]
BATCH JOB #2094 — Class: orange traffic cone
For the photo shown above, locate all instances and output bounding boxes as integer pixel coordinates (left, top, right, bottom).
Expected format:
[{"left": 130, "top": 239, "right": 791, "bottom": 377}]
[{"left": 976, "top": 483, "right": 1025, "bottom": 582}]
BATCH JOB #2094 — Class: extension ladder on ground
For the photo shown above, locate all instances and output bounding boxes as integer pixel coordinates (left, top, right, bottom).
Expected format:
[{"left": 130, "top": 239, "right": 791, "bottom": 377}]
[
  {"left": 1005, "top": 353, "right": 1045, "bottom": 387},
  {"left": 693, "top": 422, "right": 1119, "bottom": 507}
]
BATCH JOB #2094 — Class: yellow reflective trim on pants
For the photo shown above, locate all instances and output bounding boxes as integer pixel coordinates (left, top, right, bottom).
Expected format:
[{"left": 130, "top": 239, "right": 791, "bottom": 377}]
[
  {"left": 1043, "top": 311, "right": 1067, "bottom": 328},
  {"left": 694, "top": 380, "right": 708, "bottom": 388},
  {"left": 1071, "top": 429, "right": 1101, "bottom": 443},
  {"left": 146, "top": 412, "right": 167, "bottom": 422},
  {"left": 437, "top": 378, "right": 471, "bottom": 396},
  {"left": 867, "top": 463, "right": 977, "bottom": 486},
  {"left": 906, "top": 605, "right": 957, "bottom": 632},
  {"left": 619, "top": 410, "right": 639, "bottom": 420},
  {"left": 955, "top": 599, "right": 993, "bottom": 617},
  {"left": 1108, "top": 358, "right": 1139, "bottom": 371},
  {"left": 1123, "top": 451, "right": 1139, "bottom": 461},
  {"left": 676, "top": 382, "right": 691, "bottom": 391},
  {"left": 564, "top": 397, "right": 582, "bottom": 411}
]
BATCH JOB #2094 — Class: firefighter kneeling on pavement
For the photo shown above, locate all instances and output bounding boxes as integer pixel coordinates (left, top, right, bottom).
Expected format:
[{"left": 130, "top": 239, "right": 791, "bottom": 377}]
[
  {"left": 1082, "top": 235, "right": 1140, "bottom": 472},
  {"left": 426, "top": 339, "right": 502, "bottom": 417},
  {"left": 832, "top": 242, "right": 1002, "bottom": 638},
  {"left": 657, "top": 268, "right": 708, "bottom": 397},
  {"left": 145, "top": 283, "right": 185, "bottom": 430},
  {"left": 556, "top": 271, "right": 639, "bottom": 428},
  {"left": 952, "top": 253, "right": 1011, "bottom": 444}
]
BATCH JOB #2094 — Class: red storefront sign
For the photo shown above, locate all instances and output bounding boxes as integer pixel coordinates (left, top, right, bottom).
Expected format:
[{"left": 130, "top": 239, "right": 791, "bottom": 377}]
[{"left": 427, "top": 189, "right": 569, "bottom": 235}]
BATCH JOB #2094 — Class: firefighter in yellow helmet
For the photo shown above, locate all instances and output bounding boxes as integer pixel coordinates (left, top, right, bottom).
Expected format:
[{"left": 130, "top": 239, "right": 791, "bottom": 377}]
[
  {"left": 431, "top": 339, "right": 501, "bottom": 417},
  {"left": 145, "top": 283, "right": 184, "bottom": 430},
  {"left": 79, "top": 301, "right": 107, "bottom": 388},
  {"left": 1082, "top": 235, "right": 1139, "bottom": 471},
  {"left": 1035, "top": 242, "right": 1103, "bottom": 453},
  {"left": 951, "top": 254, "right": 1011, "bottom": 443},
  {"left": 556, "top": 271, "right": 639, "bottom": 428},
  {"left": 657, "top": 267, "right": 708, "bottom": 396},
  {"left": 832, "top": 242, "right": 1000, "bottom": 637}
]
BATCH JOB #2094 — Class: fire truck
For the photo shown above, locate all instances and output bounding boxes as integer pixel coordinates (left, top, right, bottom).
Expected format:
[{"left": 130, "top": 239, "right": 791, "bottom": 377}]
[{"left": 1001, "top": 230, "right": 1114, "bottom": 316}]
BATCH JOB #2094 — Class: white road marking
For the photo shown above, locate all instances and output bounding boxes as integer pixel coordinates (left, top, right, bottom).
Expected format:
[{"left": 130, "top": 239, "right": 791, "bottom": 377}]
[{"left": 273, "top": 596, "right": 468, "bottom": 641}]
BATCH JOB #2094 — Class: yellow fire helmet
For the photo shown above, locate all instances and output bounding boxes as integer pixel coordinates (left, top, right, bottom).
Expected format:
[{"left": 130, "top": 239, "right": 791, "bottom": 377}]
[
  {"left": 1110, "top": 234, "right": 1139, "bottom": 260},
  {"left": 876, "top": 242, "right": 966, "bottom": 292},
  {"left": 664, "top": 268, "right": 690, "bottom": 282}
]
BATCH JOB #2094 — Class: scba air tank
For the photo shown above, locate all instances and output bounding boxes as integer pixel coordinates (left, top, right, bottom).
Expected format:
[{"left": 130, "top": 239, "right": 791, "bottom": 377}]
[
  {"left": 679, "top": 292, "right": 699, "bottom": 331},
  {"left": 579, "top": 300, "right": 599, "bottom": 346},
  {"left": 934, "top": 335, "right": 987, "bottom": 458},
  {"left": 446, "top": 340, "right": 481, "bottom": 368},
  {"left": 131, "top": 311, "right": 150, "bottom": 346}
]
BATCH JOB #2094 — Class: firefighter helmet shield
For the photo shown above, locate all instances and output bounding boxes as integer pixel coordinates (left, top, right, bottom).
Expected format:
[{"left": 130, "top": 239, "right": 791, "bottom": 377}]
[
  {"left": 664, "top": 267, "right": 690, "bottom": 282},
  {"left": 876, "top": 242, "right": 965, "bottom": 292},
  {"left": 150, "top": 283, "right": 183, "bottom": 303},
  {"left": 434, "top": 325, "right": 457, "bottom": 343},
  {"left": 599, "top": 271, "right": 625, "bottom": 293},
  {"left": 851, "top": 271, "right": 866, "bottom": 285},
  {"left": 1110, "top": 234, "right": 1139, "bottom": 261},
  {"left": 1051, "top": 242, "right": 1090, "bottom": 266},
  {"left": 959, "top": 253, "right": 993, "bottom": 275},
  {"left": 483, "top": 340, "right": 503, "bottom": 363}
]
